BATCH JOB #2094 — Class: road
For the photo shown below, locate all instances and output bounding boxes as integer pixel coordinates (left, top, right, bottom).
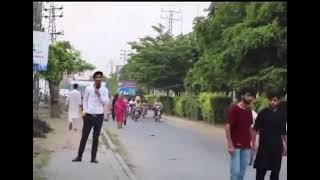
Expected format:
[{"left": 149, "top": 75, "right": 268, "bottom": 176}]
[{"left": 105, "top": 111, "right": 287, "bottom": 180}]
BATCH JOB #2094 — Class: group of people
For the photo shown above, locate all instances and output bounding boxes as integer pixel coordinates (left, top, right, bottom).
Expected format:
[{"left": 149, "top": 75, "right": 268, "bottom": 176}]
[
  {"left": 66, "top": 71, "right": 287, "bottom": 179},
  {"left": 225, "top": 87, "right": 287, "bottom": 180},
  {"left": 66, "top": 71, "right": 164, "bottom": 163}
]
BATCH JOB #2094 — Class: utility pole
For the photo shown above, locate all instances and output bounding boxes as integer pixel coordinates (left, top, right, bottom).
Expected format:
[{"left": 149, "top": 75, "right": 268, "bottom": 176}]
[
  {"left": 160, "top": 8, "right": 182, "bottom": 36},
  {"left": 120, "top": 49, "right": 131, "bottom": 65},
  {"left": 42, "top": 2, "right": 64, "bottom": 98},
  {"left": 43, "top": 3, "right": 64, "bottom": 42}
]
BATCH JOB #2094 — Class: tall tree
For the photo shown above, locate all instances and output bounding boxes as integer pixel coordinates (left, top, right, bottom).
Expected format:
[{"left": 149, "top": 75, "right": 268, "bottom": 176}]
[
  {"left": 40, "top": 41, "right": 95, "bottom": 118},
  {"left": 186, "top": 2, "right": 287, "bottom": 94}
]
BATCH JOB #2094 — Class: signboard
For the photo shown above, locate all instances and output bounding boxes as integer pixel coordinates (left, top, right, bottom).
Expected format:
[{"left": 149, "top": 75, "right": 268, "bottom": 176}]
[
  {"left": 33, "top": 31, "right": 50, "bottom": 71},
  {"left": 119, "top": 80, "right": 136, "bottom": 87},
  {"left": 118, "top": 80, "right": 136, "bottom": 95},
  {"left": 119, "top": 87, "right": 136, "bottom": 96}
]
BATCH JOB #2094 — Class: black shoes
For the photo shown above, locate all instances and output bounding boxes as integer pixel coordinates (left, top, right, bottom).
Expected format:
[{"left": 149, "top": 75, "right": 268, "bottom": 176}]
[
  {"left": 90, "top": 159, "right": 99, "bottom": 163},
  {"left": 72, "top": 157, "right": 82, "bottom": 162}
]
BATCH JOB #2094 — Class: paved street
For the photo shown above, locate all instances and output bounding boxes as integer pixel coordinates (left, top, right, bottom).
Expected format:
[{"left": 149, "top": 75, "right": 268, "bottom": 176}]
[{"left": 106, "top": 111, "right": 287, "bottom": 180}]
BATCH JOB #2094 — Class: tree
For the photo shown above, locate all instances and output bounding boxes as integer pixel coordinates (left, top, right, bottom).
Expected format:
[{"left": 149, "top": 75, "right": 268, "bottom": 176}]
[
  {"left": 40, "top": 41, "right": 95, "bottom": 118},
  {"left": 107, "top": 73, "right": 119, "bottom": 95},
  {"left": 120, "top": 24, "right": 201, "bottom": 95},
  {"left": 185, "top": 2, "right": 287, "bottom": 94}
]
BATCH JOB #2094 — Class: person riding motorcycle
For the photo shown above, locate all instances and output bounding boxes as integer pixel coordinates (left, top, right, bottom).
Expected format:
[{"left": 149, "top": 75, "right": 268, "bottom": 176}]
[
  {"left": 128, "top": 98, "right": 135, "bottom": 116},
  {"left": 153, "top": 98, "right": 163, "bottom": 117},
  {"left": 134, "top": 95, "right": 142, "bottom": 116}
]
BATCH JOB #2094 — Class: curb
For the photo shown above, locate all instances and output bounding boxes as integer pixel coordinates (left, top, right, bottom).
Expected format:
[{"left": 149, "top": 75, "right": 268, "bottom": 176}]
[{"left": 101, "top": 129, "right": 137, "bottom": 180}]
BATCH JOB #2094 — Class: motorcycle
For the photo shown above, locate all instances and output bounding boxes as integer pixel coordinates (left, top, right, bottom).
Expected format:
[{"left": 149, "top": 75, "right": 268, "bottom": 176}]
[
  {"left": 154, "top": 106, "right": 162, "bottom": 122},
  {"left": 132, "top": 107, "right": 141, "bottom": 122}
]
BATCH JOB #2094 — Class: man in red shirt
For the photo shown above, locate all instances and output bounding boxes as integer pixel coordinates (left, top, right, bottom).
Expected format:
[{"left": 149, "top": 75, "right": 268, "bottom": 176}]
[{"left": 226, "top": 87, "right": 256, "bottom": 180}]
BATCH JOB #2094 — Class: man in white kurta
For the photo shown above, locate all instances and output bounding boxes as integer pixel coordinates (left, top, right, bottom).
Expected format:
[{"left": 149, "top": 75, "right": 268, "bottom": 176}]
[{"left": 66, "top": 84, "right": 82, "bottom": 130}]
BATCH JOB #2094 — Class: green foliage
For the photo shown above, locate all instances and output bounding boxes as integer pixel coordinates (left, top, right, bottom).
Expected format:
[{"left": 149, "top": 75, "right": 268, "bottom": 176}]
[
  {"left": 107, "top": 73, "right": 119, "bottom": 95},
  {"left": 183, "top": 96, "right": 202, "bottom": 120},
  {"left": 211, "top": 95, "right": 233, "bottom": 124},
  {"left": 253, "top": 95, "right": 269, "bottom": 112},
  {"left": 186, "top": 2, "right": 287, "bottom": 94},
  {"left": 198, "top": 92, "right": 215, "bottom": 123},
  {"left": 120, "top": 24, "right": 201, "bottom": 93},
  {"left": 159, "top": 96, "right": 175, "bottom": 115},
  {"left": 174, "top": 96, "right": 184, "bottom": 117},
  {"left": 40, "top": 41, "right": 95, "bottom": 85}
]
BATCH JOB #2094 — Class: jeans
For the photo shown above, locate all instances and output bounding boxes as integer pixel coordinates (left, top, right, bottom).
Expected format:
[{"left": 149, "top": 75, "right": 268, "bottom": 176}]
[{"left": 230, "top": 149, "right": 251, "bottom": 180}]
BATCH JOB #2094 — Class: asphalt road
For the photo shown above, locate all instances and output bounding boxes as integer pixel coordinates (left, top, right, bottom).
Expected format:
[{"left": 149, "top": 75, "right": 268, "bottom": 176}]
[{"left": 107, "top": 111, "right": 287, "bottom": 180}]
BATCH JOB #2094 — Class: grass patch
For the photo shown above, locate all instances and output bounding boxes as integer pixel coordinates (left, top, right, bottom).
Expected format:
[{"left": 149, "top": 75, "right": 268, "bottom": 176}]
[
  {"left": 33, "top": 148, "right": 51, "bottom": 180},
  {"left": 105, "top": 128, "right": 128, "bottom": 161}
]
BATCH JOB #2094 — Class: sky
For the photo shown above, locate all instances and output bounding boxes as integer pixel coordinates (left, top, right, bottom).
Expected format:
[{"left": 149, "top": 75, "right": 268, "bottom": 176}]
[{"left": 43, "top": 2, "right": 211, "bottom": 78}]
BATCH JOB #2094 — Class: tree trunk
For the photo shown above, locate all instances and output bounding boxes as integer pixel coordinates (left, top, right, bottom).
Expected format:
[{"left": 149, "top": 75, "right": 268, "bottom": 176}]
[
  {"left": 166, "top": 89, "right": 169, "bottom": 96},
  {"left": 49, "top": 81, "right": 61, "bottom": 118}
]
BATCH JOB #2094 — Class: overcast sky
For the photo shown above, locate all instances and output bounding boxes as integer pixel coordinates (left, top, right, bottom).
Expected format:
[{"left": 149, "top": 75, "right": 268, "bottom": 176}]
[{"left": 43, "top": 2, "right": 211, "bottom": 77}]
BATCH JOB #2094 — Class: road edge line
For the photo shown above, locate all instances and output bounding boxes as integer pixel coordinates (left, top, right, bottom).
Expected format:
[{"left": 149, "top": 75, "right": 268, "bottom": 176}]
[{"left": 101, "top": 129, "right": 137, "bottom": 180}]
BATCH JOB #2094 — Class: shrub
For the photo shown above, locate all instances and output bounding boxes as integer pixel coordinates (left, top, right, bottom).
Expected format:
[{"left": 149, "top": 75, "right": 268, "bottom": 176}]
[
  {"left": 184, "top": 96, "right": 202, "bottom": 120},
  {"left": 199, "top": 93, "right": 215, "bottom": 123},
  {"left": 211, "top": 95, "right": 232, "bottom": 124},
  {"left": 159, "top": 96, "right": 175, "bottom": 115}
]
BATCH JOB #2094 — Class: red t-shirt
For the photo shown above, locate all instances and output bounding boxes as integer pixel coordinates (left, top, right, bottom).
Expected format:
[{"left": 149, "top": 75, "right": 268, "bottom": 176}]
[{"left": 227, "top": 104, "right": 253, "bottom": 149}]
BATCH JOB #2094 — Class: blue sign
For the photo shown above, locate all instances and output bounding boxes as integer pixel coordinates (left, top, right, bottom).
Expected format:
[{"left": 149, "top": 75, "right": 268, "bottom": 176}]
[{"left": 119, "top": 87, "right": 136, "bottom": 95}]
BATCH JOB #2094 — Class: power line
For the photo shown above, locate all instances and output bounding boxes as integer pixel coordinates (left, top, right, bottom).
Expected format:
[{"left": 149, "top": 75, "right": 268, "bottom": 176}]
[
  {"left": 160, "top": 8, "right": 182, "bottom": 36},
  {"left": 43, "top": 3, "right": 64, "bottom": 42}
]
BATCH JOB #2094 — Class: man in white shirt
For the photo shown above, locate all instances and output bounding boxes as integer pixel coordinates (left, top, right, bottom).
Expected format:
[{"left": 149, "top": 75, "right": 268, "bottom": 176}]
[
  {"left": 66, "top": 84, "right": 82, "bottom": 131},
  {"left": 72, "top": 71, "right": 109, "bottom": 163}
]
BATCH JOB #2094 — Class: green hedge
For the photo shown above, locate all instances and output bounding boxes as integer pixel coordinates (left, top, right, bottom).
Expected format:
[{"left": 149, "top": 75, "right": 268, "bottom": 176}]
[
  {"left": 199, "top": 93, "right": 215, "bottom": 123},
  {"left": 211, "top": 95, "right": 233, "bottom": 124},
  {"left": 173, "top": 96, "right": 182, "bottom": 116},
  {"left": 183, "top": 96, "right": 202, "bottom": 120},
  {"left": 159, "top": 96, "right": 175, "bottom": 115}
]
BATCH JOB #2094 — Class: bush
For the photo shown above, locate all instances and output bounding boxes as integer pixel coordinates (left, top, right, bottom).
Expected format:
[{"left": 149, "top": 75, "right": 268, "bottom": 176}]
[
  {"left": 145, "top": 95, "right": 156, "bottom": 109},
  {"left": 211, "top": 95, "right": 232, "bottom": 124},
  {"left": 174, "top": 96, "right": 183, "bottom": 116},
  {"left": 199, "top": 93, "right": 215, "bottom": 123},
  {"left": 159, "top": 96, "right": 175, "bottom": 115},
  {"left": 184, "top": 96, "right": 202, "bottom": 120},
  {"left": 253, "top": 96, "right": 269, "bottom": 112},
  {"left": 33, "top": 118, "right": 53, "bottom": 138}
]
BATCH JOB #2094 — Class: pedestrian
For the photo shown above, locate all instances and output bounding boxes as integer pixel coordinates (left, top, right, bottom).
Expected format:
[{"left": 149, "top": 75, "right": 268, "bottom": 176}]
[
  {"left": 225, "top": 87, "right": 257, "bottom": 180},
  {"left": 72, "top": 71, "right": 109, "bottom": 163},
  {"left": 112, "top": 94, "right": 119, "bottom": 121},
  {"left": 115, "top": 94, "right": 127, "bottom": 129},
  {"left": 252, "top": 91, "right": 287, "bottom": 180},
  {"left": 66, "top": 83, "right": 82, "bottom": 131},
  {"left": 123, "top": 95, "right": 129, "bottom": 126}
]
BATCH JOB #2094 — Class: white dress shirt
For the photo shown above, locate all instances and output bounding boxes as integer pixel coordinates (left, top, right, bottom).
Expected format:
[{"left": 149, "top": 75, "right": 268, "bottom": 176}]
[{"left": 83, "top": 85, "right": 109, "bottom": 115}]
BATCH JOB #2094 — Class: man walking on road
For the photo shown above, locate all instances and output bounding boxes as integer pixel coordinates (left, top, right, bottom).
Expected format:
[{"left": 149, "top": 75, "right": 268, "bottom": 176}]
[
  {"left": 66, "top": 83, "right": 82, "bottom": 131},
  {"left": 72, "top": 71, "right": 109, "bottom": 163},
  {"left": 252, "top": 91, "right": 287, "bottom": 180},
  {"left": 226, "top": 87, "right": 256, "bottom": 180}
]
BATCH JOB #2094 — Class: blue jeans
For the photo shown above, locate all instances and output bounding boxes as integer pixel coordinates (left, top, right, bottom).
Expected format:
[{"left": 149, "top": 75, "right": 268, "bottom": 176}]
[{"left": 230, "top": 149, "right": 251, "bottom": 180}]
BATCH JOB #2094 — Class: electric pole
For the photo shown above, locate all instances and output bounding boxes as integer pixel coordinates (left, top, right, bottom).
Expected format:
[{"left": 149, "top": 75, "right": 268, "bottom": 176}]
[
  {"left": 41, "top": 2, "right": 64, "bottom": 99},
  {"left": 43, "top": 3, "right": 64, "bottom": 42},
  {"left": 160, "top": 8, "right": 182, "bottom": 36},
  {"left": 120, "top": 49, "right": 131, "bottom": 65}
]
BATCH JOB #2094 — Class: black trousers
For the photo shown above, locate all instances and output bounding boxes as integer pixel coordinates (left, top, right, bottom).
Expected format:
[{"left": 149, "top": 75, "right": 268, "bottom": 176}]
[
  {"left": 256, "top": 169, "right": 280, "bottom": 180},
  {"left": 77, "top": 114, "right": 103, "bottom": 160}
]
